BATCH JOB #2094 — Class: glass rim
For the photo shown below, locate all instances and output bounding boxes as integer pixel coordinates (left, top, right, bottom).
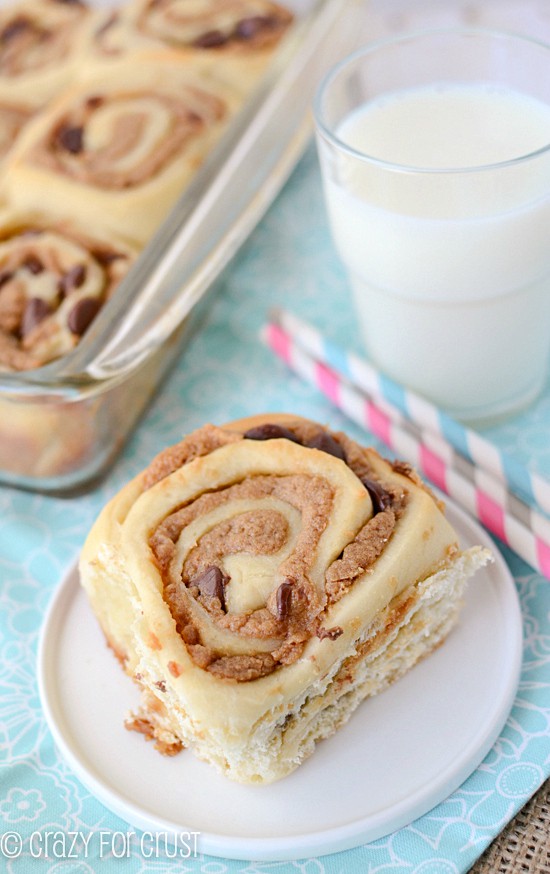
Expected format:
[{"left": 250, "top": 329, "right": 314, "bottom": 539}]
[{"left": 313, "top": 26, "right": 550, "bottom": 176}]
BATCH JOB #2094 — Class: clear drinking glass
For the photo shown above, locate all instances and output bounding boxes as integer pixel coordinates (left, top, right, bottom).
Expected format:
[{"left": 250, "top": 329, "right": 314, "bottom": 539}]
[{"left": 314, "top": 29, "right": 550, "bottom": 424}]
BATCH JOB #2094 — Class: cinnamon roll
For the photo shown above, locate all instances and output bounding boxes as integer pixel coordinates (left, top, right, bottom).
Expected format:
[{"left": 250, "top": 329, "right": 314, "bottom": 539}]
[
  {"left": 79, "top": 413, "right": 491, "bottom": 783},
  {"left": 6, "top": 52, "right": 241, "bottom": 245},
  {"left": 134, "top": 0, "right": 293, "bottom": 52},
  {"left": 0, "top": 211, "right": 137, "bottom": 371},
  {"left": 84, "top": 0, "right": 294, "bottom": 95},
  {"left": 0, "top": 0, "right": 91, "bottom": 108}
]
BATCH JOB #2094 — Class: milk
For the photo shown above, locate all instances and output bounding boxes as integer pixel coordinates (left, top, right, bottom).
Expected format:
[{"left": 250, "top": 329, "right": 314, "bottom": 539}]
[{"left": 321, "top": 82, "right": 550, "bottom": 421}]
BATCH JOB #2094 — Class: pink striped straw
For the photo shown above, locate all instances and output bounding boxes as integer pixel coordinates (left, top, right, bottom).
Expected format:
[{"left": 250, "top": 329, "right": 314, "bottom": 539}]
[
  {"left": 273, "top": 308, "right": 550, "bottom": 517},
  {"left": 263, "top": 319, "right": 550, "bottom": 581}
]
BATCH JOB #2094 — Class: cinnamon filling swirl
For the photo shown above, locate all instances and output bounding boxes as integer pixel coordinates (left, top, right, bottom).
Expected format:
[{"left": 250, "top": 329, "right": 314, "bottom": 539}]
[
  {"left": 32, "top": 86, "right": 227, "bottom": 189},
  {"left": 0, "top": 225, "right": 132, "bottom": 370},
  {"left": 136, "top": 0, "right": 293, "bottom": 51},
  {"left": 147, "top": 422, "right": 407, "bottom": 681},
  {"left": 0, "top": 0, "right": 88, "bottom": 78}
]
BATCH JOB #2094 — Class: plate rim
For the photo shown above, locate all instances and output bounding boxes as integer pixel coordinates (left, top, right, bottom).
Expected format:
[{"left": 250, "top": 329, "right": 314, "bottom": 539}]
[{"left": 37, "top": 497, "right": 523, "bottom": 862}]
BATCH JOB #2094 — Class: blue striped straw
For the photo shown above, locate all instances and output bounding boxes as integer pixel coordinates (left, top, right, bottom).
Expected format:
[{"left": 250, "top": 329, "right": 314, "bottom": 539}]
[
  {"left": 272, "top": 308, "right": 550, "bottom": 517},
  {"left": 264, "top": 317, "right": 550, "bottom": 577}
]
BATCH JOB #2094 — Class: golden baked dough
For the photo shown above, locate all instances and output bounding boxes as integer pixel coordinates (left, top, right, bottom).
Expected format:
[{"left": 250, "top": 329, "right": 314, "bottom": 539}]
[
  {"left": 80, "top": 413, "right": 491, "bottom": 783},
  {"left": 0, "top": 101, "right": 33, "bottom": 166},
  {"left": 6, "top": 51, "right": 242, "bottom": 246},
  {"left": 79, "top": 4, "right": 159, "bottom": 63},
  {"left": 83, "top": 0, "right": 294, "bottom": 95},
  {"left": 0, "top": 209, "right": 137, "bottom": 371},
  {"left": 130, "top": 0, "right": 293, "bottom": 52},
  {"left": 0, "top": 0, "right": 92, "bottom": 108}
]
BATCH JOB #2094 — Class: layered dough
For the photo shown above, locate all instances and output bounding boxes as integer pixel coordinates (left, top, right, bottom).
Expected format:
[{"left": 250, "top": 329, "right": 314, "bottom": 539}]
[
  {"left": 132, "top": 0, "right": 293, "bottom": 52},
  {"left": 80, "top": 413, "right": 491, "bottom": 783},
  {"left": 0, "top": 210, "right": 137, "bottom": 371},
  {"left": 0, "top": 102, "right": 33, "bottom": 166},
  {"left": 6, "top": 52, "right": 241, "bottom": 245},
  {"left": 84, "top": 0, "right": 294, "bottom": 94},
  {"left": 0, "top": 0, "right": 92, "bottom": 108}
]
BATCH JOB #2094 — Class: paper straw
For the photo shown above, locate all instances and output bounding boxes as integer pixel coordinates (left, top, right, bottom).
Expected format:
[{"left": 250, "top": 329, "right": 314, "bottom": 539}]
[
  {"left": 271, "top": 308, "right": 550, "bottom": 518},
  {"left": 263, "top": 318, "right": 550, "bottom": 580}
]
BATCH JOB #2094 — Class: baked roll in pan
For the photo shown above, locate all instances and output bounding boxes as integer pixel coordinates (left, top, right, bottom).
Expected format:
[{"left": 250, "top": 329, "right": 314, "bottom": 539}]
[
  {"left": 80, "top": 414, "right": 491, "bottom": 784},
  {"left": 86, "top": 0, "right": 294, "bottom": 95},
  {"left": 0, "top": 210, "right": 137, "bottom": 371},
  {"left": 6, "top": 51, "right": 242, "bottom": 246},
  {"left": 0, "top": 0, "right": 91, "bottom": 108}
]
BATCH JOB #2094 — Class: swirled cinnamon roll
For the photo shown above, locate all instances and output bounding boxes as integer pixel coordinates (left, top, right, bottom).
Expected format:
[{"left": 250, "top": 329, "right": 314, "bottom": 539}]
[
  {"left": 0, "top": 0, "right": 91, "bottom": 108},
  {"left": 80, "top": 413, "right": 491, "bottom": 783},
  {"left": 135, "top": 0, "right": 293, "bottom": 52},
  {"left": 84, "top": 0, "right": 294, "bottom": 95},
  {"left": 7, "top": 52, "right": 241, "bottom": 245},
  {"left": 86, "top": 0, "right": 294, "bottom": 57},
  {"left": 0, "top": 211, "right": 137, "bottom": 371}
]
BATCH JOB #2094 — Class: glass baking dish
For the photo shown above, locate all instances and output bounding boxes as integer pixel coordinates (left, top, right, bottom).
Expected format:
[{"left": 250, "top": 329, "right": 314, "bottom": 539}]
[{"left": 0, "top": 0, "right": 358, "bottom": 494}]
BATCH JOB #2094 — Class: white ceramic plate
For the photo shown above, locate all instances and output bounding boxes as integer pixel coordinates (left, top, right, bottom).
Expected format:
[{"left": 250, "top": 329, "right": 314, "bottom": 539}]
[{"left": 38, "top": 499, "right": 523, "bottom": 862}]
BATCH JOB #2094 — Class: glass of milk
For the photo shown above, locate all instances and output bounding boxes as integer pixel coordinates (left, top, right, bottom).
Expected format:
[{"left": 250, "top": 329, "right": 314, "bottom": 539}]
[{"left": 314, "top": 29, "right": 550, "bottom": 424}]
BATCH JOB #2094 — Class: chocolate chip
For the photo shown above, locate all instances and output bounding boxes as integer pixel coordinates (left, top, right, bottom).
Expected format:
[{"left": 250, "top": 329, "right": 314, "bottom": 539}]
[
  {"left": 0, "top": 270, "right": 13, "bottom": 289},
  {"left": 361, "top": 478, "right": 392, "bottom": 514},
  {"left": 56, "top": 124, "right": 84, "bottom": 154},
  {"left": 1, "top": 16, "right": 31, "bottom": 43},
  {"left": 306, "top": 431, "right": 346, "bottom": 460},
  {"left": 90, "top": 248, "right": 125, "bottom": 267},
  {"left": 235, "top": 15, "right": 276, "bottom": 39},
  {"left": 67, "top": 296, "right": 100, "bottom": 335},
  {"left": 244, "top": 423, "right": 302, "bottom": 444},
  {"left": 58, "top": 264, "right": 87, "bottom": 297},
  {"left": 22, "top": 255, "right": 44, "bottom": 275},
  {"left": 316, "top": 626, "right": 343, "bottom": 641},
  {"left": 86, "top": 94, "right": 104, "bottom": 110},
  {"left": 275, "top": 580, "right": 293, "bottom": 620},
  {"left": 192, "top": 566, "right": 228, "bottom": 610},
  {"left": 154, "top": 680, "right": 166, "bottom": 692},
  {"left": 21, "top": 297, "right": 51, "bottom": 337},
  {"left": 193, "top": 29, "right": 228, "bottom": 48}
]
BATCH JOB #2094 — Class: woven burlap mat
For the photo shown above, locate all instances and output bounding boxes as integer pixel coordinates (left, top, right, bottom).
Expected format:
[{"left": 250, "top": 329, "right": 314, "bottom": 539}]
[{"left": 469, "top": 780, "right": 550, "bottom": 873}]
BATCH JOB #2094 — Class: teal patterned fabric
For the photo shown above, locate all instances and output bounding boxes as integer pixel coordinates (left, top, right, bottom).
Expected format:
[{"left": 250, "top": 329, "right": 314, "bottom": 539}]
[{"left": 0, "top": 145, "right": 549, "bottom": 873}]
